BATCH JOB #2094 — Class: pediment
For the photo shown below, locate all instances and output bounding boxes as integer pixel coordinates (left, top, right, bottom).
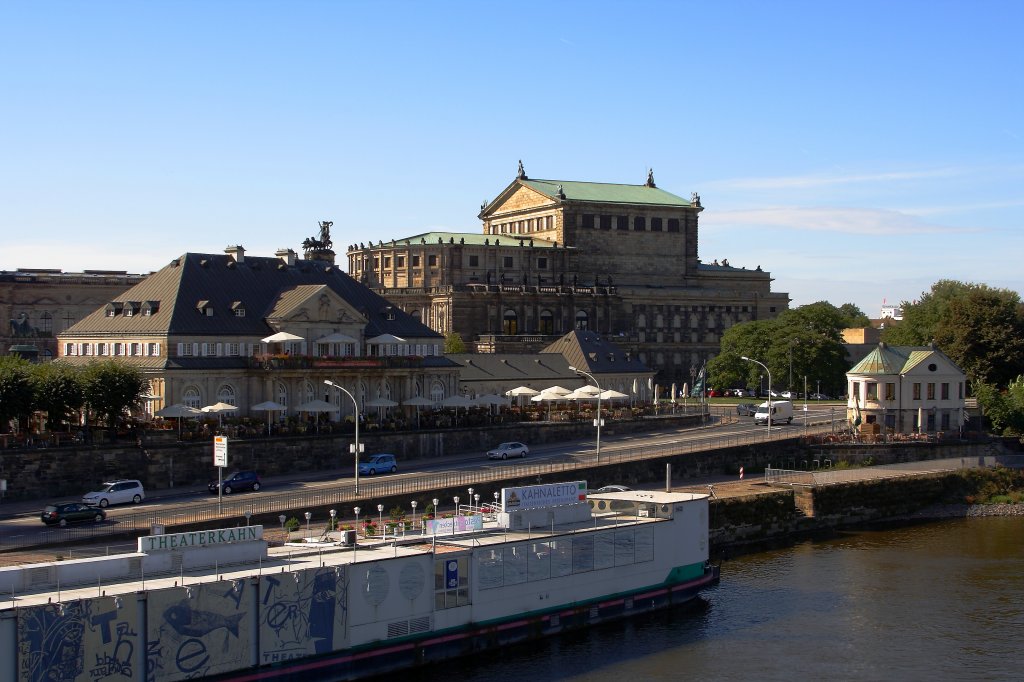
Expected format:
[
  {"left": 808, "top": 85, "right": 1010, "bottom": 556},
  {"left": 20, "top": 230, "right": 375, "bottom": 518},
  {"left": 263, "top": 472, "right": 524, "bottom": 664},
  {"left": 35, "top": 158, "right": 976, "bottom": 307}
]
[
  {"left": 485, "top": 181, "right": 558, "bottom": 218},
  {"left": 266, "top": 285, "right": 367, "bottom": 326}
]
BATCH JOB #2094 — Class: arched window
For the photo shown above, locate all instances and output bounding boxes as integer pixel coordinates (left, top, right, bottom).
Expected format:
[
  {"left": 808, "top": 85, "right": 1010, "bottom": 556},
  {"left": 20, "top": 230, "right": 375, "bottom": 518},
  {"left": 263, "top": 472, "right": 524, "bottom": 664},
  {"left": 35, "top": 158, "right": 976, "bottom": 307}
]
[
  {"left": 216, "top": 384, "right": 236, "bottom": 406},
  {"left": 183, "top": 386, "right": 202, "bottom": 409},
  {"left": 539, "top": 310, "right": 554, "bottom": 334},
  {"left": 276, "top": 382, "right": 289, "bottom": 408},
  {"left": 430, "top": 380, "right": 445, "bottom": 404},
  {"left": 303, "top": 381, "right": 316, "bottom": 405},
  {"left": 575, "top": 310, "right": 589, "bottom": 330},
  {"left": 503, "top": 309, "right": 518, "bottom": 335},
  {"left": 39, "top": 312, "right": 53, "bottom": 333}
]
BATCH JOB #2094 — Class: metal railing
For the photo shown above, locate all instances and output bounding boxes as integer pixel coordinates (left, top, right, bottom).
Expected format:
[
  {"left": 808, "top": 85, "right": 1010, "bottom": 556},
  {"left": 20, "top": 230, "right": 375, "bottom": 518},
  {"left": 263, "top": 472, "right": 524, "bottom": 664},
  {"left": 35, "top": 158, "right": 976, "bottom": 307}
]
[{"left": 2, "top": 419, "right": 838, "bottom": 551}]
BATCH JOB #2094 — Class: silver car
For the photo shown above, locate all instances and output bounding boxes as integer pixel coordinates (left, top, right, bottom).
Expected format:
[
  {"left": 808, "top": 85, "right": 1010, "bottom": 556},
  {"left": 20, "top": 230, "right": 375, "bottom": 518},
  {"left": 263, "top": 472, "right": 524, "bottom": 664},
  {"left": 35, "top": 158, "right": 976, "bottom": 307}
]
[
  {"left": 83, "top": 479, "right": 145, "bottom": 507},
  {"left": 487, "top": 442, "right": 529, "bottom": 460}
]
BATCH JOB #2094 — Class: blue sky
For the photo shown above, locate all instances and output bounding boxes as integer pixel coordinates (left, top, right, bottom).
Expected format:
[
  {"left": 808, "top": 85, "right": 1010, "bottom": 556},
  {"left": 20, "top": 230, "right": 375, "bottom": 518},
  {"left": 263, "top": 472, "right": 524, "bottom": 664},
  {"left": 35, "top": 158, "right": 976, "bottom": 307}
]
[{"left": 2, "top": 1, "right": 1022, "bottom": 317}]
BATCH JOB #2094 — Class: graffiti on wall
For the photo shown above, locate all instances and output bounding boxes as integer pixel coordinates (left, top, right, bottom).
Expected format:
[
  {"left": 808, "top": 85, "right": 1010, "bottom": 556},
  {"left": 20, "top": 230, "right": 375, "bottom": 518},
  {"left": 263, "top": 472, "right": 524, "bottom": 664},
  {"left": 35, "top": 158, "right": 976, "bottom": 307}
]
[
  {"left": 259, "top": 566, "right": 348, "bottom": 664},
  {"left": 18, "top": 597, "right": 138, "bottom": 682},
  {"left": 146, "top": 581, "right": 253, "bottom": 682}
]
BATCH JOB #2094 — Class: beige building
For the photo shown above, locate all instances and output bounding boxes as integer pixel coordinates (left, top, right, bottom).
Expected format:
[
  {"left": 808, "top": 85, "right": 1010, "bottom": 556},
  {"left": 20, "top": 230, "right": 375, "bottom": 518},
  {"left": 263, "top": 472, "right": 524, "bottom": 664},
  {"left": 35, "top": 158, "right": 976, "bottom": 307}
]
[
  {"left": 57, "top": 243, "right": 459, "bottom": 421},
  {"left": 346, "top": 165, "right": 789, "bottom": 384},
  {"left": 1, "top": 268, "right": 147, "bottom": 360}
]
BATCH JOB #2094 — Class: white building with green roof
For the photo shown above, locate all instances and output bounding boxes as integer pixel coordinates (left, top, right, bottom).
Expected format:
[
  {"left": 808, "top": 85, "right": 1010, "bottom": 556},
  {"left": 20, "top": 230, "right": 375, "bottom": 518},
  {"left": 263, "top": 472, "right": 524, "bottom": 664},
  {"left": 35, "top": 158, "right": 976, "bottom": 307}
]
[{"left": 846, "top": 342, "right": 966, "bottom": 436}]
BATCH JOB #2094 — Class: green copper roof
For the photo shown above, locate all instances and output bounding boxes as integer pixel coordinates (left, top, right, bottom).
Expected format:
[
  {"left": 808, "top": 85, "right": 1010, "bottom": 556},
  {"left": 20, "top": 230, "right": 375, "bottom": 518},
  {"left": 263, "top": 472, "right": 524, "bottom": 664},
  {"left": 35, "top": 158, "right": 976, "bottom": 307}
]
[{"left": 521, "top": 179, "right": 692, "bottom": 207}]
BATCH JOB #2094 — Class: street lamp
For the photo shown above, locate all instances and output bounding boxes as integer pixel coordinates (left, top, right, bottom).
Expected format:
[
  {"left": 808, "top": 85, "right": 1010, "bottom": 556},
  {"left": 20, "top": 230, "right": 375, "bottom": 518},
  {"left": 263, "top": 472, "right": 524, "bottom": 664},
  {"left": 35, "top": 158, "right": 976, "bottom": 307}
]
[
  {"left": 468, "top": 487, "right": 474, "bottom": 510},
  {"left": 278, "top": 514, "right": 286, "bottom": 537},
  {"left": 324, "top": 380, "right": 362, "bottom": 493},
  {"left": 377, "top": 503, "right": 384, "bottom": 539},
  {"left": 304, "top": 511, "right": 312, "bottom": 542},
  {"left": 569, "top": 365, "right": 602, "bottom": 461},
  {"left": 329, "top": 508, "right": 337, "bottom": 534},
  {"left": 453, "top": 496, "right": 460, "bottom": 516},
  {"left": 741, "top": 356, "right": 772, "bottom": 434},
  {"left": 411, "top": 500, "right": 418, "bottom": 529}
]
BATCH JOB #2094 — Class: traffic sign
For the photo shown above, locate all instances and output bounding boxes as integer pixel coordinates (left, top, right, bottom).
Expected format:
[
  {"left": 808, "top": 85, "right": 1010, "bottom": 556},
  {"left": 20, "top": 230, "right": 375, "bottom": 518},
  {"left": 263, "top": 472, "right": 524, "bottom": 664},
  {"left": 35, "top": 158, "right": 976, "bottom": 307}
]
[{"left": 214, "top": 435, "right": 228, "bottom": 467}]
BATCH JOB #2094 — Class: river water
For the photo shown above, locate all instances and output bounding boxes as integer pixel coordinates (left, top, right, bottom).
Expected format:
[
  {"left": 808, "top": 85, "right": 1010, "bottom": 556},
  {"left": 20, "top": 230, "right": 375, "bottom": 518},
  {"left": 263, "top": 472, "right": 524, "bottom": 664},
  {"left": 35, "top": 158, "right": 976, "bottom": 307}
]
[{"left": 432, "top": 517, "right": 1024, "bottom": 681}]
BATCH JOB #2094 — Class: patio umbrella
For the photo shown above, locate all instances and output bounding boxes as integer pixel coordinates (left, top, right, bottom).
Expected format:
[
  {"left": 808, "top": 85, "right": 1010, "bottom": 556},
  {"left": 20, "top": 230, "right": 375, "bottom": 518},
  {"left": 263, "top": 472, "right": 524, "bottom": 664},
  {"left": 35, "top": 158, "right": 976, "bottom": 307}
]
[
  {"left": 296, "top": 399, "right": 340, "bottom": 432},
  {"left": 542, "top": 385, "right": 573, "bottom": 395},
  {"left": 251, "top": 400, "right": 287, "bottom": 436},
  {"left": 531, "top": 390, "right": 566, "bottom": 420},
  {"left": 506, "top": 385, "right": 539, "bottom": 408},
  {"left": 155, "top": 403, "right": 200, "bottom": 438},
  {"left": 441, "top": 394, "right": 474, "bottom": 425},
  {"left": 402, "top": 395, "right": 434, "bottom": 428},
  {"left": 599, "top": 389, "right": 629, "bottom": 400},
  {"left": 201, "top": 402, "right": 239, "bottom": 430},
  {"left": 261, "top": 331, "right": 304, "bottom": 343},
  {"left": 365, "top": 398, "right": 399, "bottom": 408}
]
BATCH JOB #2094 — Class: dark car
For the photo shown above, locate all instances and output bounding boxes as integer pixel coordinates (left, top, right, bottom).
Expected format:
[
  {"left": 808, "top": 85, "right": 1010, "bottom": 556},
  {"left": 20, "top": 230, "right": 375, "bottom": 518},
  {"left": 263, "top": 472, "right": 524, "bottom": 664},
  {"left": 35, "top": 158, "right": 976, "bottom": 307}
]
[
  {"left": 208, "top": 470, "right": 262, "bottom": 495},
  {"left": 736, "top": 403, "right": 757, "bottom": 416},
  {"left": 41, "top": 502, "right": 106, "bottom": 527},
  {"left": 594, "top": 484, "right": 632, "bottom": 493}
]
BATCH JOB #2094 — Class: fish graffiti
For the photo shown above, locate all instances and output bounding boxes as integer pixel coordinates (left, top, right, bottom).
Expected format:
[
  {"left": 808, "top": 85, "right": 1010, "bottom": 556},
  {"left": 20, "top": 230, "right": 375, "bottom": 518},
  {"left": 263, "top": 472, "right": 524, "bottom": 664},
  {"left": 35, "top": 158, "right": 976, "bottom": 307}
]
[{"left": 163, "top": 603, "right": 244, "bottom": 639}]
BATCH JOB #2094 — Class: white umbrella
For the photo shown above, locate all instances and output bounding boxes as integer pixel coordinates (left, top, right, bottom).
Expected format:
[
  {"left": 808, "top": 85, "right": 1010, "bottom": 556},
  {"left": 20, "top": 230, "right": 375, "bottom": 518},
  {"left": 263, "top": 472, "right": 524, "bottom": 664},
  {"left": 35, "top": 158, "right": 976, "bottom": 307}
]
[
  {"left": 155, "top": 403, "right": 200, "bottom": 438},
  {"left": 201, "top": 402, "right": 238, "bottom": 430},
  {"left": 261, "top": 331, "right": 304, "bottom": 343},
  {"left": 671, "top": 382, "right": 678, "bottom": 404},
  {"left": 474, "top": 394, "right": 507, "bottom": 406},
  {"left": 441, "top": 394, "right": 474, "bottom": 425},
  {"left": 251, "top": 400, "right": 287, "bottom": 436},
  {"left": 402, "top": 395, "right": 434, "bottom": 428},
  {"left": 543, "top": 385, "right": 573, "bottom": 395},
  {"left": 574, "top": 384, "right": 602, "bottom": 396},
  {"left": 531, "top": 390, "right": 566, "bottom": 420},
  {"left": 599, "top": 389, "right": 629, "bottom": 400},
  {"left": 506, "top": 386, "right": 540, "bottom": 396},
  {"left": 315, "top": 332, "right": 357, "bottom": 344},
  {"left": 156, "top": 403, "right": 201, "bottom": 418},
  {"left": 296, "top": 398, "right": 339, "bottom": 433},
  {"left": 365, "top": 398, "right": 399, "bottom": 408}
]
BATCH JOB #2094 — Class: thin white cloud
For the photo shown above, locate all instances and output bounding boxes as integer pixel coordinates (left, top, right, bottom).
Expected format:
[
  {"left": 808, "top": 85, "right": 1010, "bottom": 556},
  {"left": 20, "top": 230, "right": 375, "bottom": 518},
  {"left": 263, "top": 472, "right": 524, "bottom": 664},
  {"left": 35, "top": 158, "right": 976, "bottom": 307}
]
[
  {"left": 703, "top": 168, "right": 965, "bottom": 191},
  {"left": 702, "top": 206, "right": 970, "bottom": 236}
]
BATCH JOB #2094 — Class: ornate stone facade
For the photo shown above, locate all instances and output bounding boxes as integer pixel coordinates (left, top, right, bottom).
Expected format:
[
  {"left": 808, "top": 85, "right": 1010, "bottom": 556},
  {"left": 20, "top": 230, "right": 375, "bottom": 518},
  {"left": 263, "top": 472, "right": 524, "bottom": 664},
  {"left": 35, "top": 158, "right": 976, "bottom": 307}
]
[{"left": 346, "top": 167, "right": 789, "bottom": 383}]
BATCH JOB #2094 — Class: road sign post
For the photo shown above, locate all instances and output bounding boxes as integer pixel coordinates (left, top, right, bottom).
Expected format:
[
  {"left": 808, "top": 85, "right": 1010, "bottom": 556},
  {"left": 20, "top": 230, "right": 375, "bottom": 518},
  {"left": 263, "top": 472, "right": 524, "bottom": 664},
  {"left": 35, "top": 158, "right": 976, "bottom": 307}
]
[{"left": 214, "top": 436, "right": 228, "bottom": 512}]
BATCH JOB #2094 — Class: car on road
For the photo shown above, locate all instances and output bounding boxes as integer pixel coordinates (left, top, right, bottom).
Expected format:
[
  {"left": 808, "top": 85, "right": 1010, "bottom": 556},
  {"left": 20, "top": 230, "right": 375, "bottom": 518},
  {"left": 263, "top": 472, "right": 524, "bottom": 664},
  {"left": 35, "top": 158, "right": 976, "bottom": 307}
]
[
  {"left": 41, "top": 502, "right": 106, "bottom": 526},
  {"left": 594, "top": 484, "right": 632, "bottom": 493},
  {"left": 810, "top": 392, "right": 831, "bottom": 400},
  {"left": 487, "top": 442, "right": 529, "bottom": 459},
  {"left": 358, "top": 453, "right": 398, "bottom": 475},
  {"left": 208, "top": 470, "right": 262, "bottom": 495},
  {"left": 82, "top": 479, "right": 145, "bottom": 508},
  {"left": 736, "top": 403, "right": 757, "bottom": 416}
]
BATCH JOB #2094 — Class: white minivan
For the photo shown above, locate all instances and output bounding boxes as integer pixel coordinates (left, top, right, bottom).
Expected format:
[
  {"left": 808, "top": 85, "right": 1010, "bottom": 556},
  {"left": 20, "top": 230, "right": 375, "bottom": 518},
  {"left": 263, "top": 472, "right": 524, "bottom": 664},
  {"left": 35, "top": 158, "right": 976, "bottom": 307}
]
[
  {"left": 754, "top": 400, "right": 793, "bottom": 425},
  {"left": 83, "top": 479, "right": 145, "bottom": 507}
]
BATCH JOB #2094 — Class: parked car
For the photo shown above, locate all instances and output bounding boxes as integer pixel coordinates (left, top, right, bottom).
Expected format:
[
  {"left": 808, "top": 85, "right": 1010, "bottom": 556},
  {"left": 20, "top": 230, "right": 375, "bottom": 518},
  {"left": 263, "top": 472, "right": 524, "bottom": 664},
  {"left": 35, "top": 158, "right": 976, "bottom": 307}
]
[
  {"left": 82, "top": 479, "right": 145, "bottom": 508},
  {"left": 736, "top": 403, "right": 757, "bottom": 416},
  {"left": 208, "top": 470, "right": 262, "bottom": 495},
  {"left": 487, "top": 442, "right": 529, "bottom": 459},
  {"left": 41, "top": 502, "right": 106, "bottom": 526},
  {"left": 594, "top": 484, "right": 632, "bottom": 493},
  {"left": 810, "top": 392, "right": 831, "bottom": 400},
  {"left": 358, "top": 453, "right": 398, "bottom": 475}
]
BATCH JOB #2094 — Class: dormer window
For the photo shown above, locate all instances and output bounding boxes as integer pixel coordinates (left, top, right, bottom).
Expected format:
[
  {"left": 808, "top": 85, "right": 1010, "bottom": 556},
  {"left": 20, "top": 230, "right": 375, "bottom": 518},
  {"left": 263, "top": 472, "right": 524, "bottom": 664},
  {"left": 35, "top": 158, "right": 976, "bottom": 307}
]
[
  {"left": 197, "top": 300, "right": 213, "bottom": 316},
  {"left": 231, "top": 301, "right": 246, "bottom": 317},
  {"left": 141, "top": 300, "right": 159, "bottom": 316},
  {"left": 104, "top": 302, "right": 124, "bottom": 317},
  {"left": 383, "top": 306, "right": 396, "bottom": 321}
]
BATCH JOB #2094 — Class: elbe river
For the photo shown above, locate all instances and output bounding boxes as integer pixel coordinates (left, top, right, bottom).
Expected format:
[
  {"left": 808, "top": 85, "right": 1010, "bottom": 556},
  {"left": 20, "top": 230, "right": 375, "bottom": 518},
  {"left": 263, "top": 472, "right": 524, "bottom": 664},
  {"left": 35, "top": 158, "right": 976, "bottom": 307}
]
[{"left": 429, "top": 517, "right": 1024, "bottom": 681}]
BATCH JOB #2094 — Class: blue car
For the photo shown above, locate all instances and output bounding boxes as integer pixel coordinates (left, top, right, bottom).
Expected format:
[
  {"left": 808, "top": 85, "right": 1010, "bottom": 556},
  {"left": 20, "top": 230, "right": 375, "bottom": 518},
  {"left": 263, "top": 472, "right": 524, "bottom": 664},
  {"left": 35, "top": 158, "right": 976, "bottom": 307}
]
[{"left": 359, "top": 454, "right": 398, "bottom": 475}]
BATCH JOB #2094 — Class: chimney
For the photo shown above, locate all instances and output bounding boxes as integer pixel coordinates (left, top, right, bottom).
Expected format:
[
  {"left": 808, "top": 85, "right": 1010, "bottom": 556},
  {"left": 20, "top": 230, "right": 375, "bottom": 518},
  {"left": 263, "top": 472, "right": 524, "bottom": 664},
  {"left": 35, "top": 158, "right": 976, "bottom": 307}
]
[
  {"left": 224, "top": 245, "right": 245, "bottom": 263},
  {"left": 275, "top": 248, "right": 297, "bottom": 266}
]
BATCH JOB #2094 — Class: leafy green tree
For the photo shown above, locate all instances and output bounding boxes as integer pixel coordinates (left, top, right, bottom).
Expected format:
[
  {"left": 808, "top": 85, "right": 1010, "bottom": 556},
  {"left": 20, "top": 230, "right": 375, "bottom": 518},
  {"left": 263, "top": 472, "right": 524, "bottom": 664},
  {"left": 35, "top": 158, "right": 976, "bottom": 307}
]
[
  {"left": 708, "top": 302, "right": 848, "bottom": 396},
  {"left": 836, "top": 303, "right": 871, "bottom": 328},
  {"left": 0, "top": 355, "right": 34, "bottom": 433},
  {"left": 81, "top": 360, "right": 149, "bottom": 432},
  {"left": 934, "top": 289, "right": 1024, "bottom": 388},
  {"left": 30, "top": 363, "right": 85, "bottom": 432},
  {"left": 974, "top": 379, "right": 1024, "bottom": 437},
  {"left": 444, "top": 332, "right": 467, "bottom": 354}
]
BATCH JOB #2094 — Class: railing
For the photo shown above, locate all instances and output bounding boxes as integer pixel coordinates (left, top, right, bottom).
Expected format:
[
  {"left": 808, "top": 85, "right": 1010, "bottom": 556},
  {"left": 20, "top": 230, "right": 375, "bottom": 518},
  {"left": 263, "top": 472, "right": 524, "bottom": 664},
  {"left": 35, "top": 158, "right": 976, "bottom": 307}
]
[{"left": 764, "top": 454, "right": 1024, "bottom": 487}]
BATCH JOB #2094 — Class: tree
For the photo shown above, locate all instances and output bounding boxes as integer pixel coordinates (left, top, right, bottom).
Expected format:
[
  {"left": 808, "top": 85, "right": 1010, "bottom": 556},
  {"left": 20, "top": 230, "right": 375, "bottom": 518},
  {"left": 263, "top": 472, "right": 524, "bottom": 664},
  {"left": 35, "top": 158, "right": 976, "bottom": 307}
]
[
  {"left": 80, "top": 360, "right": 149, "bottom": 432},
  {"left": 883, "top": 280, "right": 1024, "bottom": 388},
  {"left": 0, "top": 355, "right": 34, "bottom": 433},
  {"left": 836, "top": 303, "right": 871, "bottom": 328},
  {"left": 30, "top": 363, "right": 85, "bottom": 432},
  {"left": 444, "top": 332, "right": 467, "bottom": 354},
  {"left": 974, "top": 379, "right": 1024, "bottom": 437}
]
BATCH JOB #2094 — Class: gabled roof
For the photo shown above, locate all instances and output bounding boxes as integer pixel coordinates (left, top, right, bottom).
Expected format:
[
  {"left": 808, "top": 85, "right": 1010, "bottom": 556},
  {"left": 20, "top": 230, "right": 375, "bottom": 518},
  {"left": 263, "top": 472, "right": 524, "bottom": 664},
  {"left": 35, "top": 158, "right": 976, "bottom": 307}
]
[
  {"left": 63, "top": 252, "right": 441, "bottom": 340},
  {"left": 540, "top": 330, "right": 650, "bottom": 375},
  {"left": 447, "top": 353, "right": 573, "bottom": 383},
  {"left": 848, "top": 343, "right": 964, "bottom": 376}
]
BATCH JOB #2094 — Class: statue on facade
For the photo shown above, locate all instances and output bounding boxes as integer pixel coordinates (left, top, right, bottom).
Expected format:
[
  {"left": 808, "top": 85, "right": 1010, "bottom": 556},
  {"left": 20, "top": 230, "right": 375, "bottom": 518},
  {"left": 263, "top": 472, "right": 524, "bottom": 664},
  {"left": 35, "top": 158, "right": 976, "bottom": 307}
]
[
  {"left": 9, "top": 313, "right": 35, "bottom": 337},
  {"left": 646, "top": 169, "right": 656, "bottom": 187},
  {"left": 302, "top": 220, "right": 334, "bottom": 252},
  {"left": 517, "top": 160, "right": 527, "bottom": 179}
]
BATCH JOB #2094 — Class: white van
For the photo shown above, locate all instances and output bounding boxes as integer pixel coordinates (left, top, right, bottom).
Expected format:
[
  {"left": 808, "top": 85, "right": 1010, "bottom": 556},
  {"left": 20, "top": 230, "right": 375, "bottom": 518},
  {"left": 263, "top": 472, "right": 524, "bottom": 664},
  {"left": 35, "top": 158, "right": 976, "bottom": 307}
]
[{"left": 754, "top": 400, "right": 793, "bottom": 425}]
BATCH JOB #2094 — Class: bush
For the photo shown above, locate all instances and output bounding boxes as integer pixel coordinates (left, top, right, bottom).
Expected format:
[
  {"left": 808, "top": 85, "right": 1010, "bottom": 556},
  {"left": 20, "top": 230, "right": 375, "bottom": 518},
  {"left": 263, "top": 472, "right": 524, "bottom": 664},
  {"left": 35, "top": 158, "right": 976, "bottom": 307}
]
[{"left": 285, "top": 516, "right": 301, "bottom": 532}]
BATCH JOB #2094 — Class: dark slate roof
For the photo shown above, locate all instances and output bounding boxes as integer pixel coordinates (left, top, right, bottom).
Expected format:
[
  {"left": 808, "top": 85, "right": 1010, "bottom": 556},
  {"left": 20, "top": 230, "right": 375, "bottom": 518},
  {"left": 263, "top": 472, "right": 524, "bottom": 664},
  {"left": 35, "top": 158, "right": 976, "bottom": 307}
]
[
  {"left": 446, "top": 353, "right": 575, "bottom": 383},
  {"left": 64, "top": 253, "right": 442, "bottom": 339},
  {"left": 540, "top": 330, "right": 649, "bottom": 375}
]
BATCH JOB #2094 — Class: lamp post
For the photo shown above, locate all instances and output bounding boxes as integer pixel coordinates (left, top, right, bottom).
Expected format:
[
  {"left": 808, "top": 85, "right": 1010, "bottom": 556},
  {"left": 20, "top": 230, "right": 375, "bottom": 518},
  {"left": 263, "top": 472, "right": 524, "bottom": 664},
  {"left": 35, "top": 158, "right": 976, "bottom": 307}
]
[
  {"left": 468, "top": 487, "right": 474, "bottom": 510},
  {"left": 741, "top": 356, "right": 772, "bottom": 434},
  {"left": 453, "top": 496, "right": 460, "bottom": 516},
  {"left": 244, "top": 511, "right": 252, "bottom": 527},
  {"left": 569, "top": 365, "right": 602, "bottom": 461},
  {"left": 377, "top": 503, "right": 384, "bottom": 540},
  {"left": 304, "top": 511, "right": 312, "bottom": 542},
  {"left": 324, "top": 379, "right": 362, "bottom": 493},
  {"left": 411, "top": 501, "right": 418, "bottom": 530},
  {"left": 493, "top": 491, "right": 500, "bottom": 512},
  {"left": 278, "top": 514, "right": 286, "bottom": 538},
  {"left": 329, "top": 508, "right": 337, "bottom": 535}
]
